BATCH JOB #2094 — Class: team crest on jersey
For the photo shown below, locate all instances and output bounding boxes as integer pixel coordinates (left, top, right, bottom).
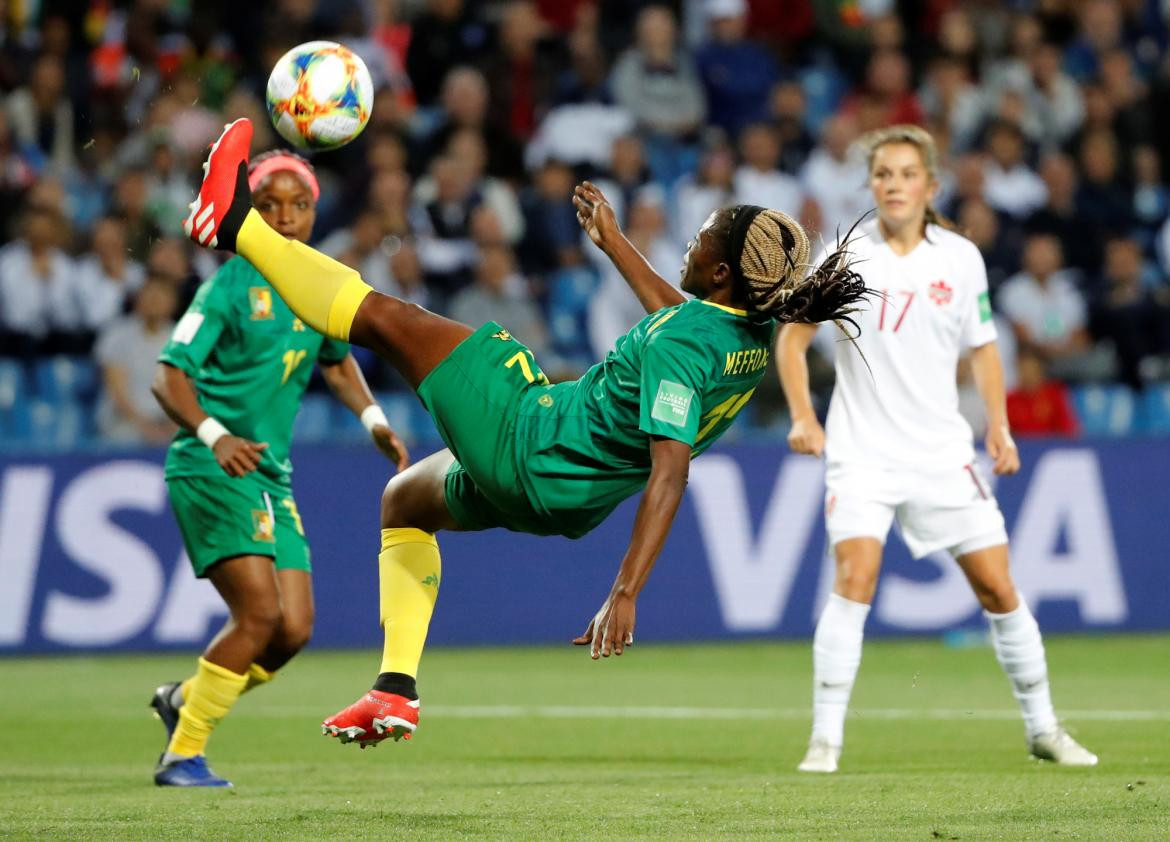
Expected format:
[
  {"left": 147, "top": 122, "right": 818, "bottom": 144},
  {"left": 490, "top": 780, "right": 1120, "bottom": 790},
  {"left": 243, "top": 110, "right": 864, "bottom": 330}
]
[
  {"left": 251, "top": 509, "right": 276, "bottom": 542},
  {"left": 492, "top": 329, "right": 512, "bottom": 342},
  {"left": 928, "top": 280, "right": 953, "bottom": 306},
  {"left": 249, "top": 287, "right": 275, "bottom": 320},
  {"left": 292, "top": 318, "right": 305, "bottom": 332}
]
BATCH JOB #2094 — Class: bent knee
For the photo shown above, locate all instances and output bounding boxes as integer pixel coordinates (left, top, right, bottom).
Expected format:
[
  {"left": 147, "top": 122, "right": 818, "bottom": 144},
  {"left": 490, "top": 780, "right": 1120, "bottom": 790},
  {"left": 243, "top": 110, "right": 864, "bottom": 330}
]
[
  {"left": 276, "top": 618, "right": 313, "bottom": 654},
  {"left": 380, "top": 476, "right": 416, "bottom": 528},
  {"left": 974, "top": 580, "right": 1019, "bottom": 614},
  {"left": 235, "top": 602, "right": 282, "bottom": 641},
  {"left": 834, "top": 558, "right": 881, "bottom": 603}
]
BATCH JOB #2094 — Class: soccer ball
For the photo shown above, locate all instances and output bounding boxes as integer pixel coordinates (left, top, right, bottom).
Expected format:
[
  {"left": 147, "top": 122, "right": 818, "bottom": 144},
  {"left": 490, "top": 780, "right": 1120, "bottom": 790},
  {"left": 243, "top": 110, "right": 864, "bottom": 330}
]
[{"left": 266, "top": 41, "right": 373, "bottom": 151}]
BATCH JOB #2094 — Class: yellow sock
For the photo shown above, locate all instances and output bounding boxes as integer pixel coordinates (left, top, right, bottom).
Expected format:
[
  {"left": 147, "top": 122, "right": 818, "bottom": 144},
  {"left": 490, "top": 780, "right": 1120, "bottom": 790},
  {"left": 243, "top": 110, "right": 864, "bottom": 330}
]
[
  {"left": 236, "top": 208, "right": 373, "bottom": 340},
  {"left": 244, "top": 663, "right": 276, "bottom": 693},
  {"left": 179, "top": 662, "right": 273, "bottom": 702},
  {"left": 167, "top": 657, "right": 248, "bottom": 758},
  {"left": 379, "top": 527, "right": 441, "bottom": 677}
]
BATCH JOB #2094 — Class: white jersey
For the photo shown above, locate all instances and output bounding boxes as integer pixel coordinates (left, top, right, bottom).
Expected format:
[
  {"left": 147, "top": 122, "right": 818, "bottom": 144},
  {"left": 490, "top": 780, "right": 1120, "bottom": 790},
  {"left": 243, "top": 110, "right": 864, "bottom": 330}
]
[{"left": 822, "top": 220, "right": 998, "bottom": 470}]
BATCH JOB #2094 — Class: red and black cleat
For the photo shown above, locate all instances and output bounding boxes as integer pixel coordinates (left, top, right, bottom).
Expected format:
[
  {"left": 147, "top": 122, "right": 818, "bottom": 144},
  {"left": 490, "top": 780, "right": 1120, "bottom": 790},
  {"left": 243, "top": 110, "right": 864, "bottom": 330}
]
[
  {"left": 321, "top": 690, "right": 420, "bottom": 749},
  {"left": 183, "top": 118, "right": 254, "bottom": 252}
]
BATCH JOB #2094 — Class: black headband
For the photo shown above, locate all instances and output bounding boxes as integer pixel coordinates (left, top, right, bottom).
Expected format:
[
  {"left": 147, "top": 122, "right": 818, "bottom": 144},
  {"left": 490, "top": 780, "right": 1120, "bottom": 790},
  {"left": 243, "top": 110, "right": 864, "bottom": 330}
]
[{"left": 727, "top": 204, "right": 765, "bottom": 289}]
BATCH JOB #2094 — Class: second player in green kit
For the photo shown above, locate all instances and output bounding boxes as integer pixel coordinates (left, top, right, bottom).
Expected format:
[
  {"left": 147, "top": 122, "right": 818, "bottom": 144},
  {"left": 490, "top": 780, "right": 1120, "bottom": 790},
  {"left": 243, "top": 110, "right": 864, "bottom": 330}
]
[{"left": 149, "top": 149, "right": 408, "bottom": 788}]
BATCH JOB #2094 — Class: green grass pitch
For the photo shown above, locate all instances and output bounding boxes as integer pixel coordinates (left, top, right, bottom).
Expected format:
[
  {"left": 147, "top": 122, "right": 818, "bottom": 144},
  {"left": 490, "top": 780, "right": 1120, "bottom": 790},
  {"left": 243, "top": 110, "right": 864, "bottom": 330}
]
[{"left": 1, "top": 635, "right": 1166, "bottom": 840}]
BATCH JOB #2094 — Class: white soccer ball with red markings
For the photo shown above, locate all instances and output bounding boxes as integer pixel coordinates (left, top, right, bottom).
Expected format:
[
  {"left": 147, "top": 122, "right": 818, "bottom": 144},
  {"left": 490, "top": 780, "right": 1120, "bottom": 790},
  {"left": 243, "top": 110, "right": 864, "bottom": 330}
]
[{"left": 266, "top": 41, "right": 373, "bottom": 151}]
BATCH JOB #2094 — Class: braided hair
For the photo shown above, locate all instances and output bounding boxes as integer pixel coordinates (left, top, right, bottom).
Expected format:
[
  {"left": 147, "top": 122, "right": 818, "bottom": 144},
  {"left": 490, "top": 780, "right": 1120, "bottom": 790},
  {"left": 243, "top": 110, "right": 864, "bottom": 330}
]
[{"left": 712, "top": 205, "right": 871, "bottom": 331}]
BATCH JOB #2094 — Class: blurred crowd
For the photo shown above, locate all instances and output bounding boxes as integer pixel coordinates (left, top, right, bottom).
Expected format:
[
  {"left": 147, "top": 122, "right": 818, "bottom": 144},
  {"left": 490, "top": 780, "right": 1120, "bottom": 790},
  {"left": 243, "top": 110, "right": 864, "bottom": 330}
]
[{"left": 1, "top": 0, "right": 1170, "bottom": 448}]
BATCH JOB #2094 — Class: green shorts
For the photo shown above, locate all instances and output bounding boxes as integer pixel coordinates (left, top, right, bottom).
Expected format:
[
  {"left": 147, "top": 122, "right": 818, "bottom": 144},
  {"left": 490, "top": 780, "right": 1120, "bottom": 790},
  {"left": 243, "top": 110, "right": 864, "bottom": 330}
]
[
  {"left": 166, "top": 474, "right": 311, "bottom": 578},
  {"left": 417, "top": 321, "right": 559, "bottom": 535}
]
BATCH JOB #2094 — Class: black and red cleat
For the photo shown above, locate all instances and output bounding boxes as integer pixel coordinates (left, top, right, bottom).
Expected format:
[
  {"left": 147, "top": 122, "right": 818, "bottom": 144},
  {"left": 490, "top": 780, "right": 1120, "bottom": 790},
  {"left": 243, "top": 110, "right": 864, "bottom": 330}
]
[
  {"left": 183, "top": 118, "right": 253, "bottom": 252},
  {"left": 321, "top": 690, "right": 420, "bottom": 749}
]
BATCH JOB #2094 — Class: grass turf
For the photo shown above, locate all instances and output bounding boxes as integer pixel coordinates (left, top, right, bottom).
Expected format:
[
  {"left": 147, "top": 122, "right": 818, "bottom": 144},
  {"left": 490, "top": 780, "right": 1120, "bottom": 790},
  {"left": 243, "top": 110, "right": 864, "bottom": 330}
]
[{"left": 0, "top": 635, "right": 1166, "bottom": 840}]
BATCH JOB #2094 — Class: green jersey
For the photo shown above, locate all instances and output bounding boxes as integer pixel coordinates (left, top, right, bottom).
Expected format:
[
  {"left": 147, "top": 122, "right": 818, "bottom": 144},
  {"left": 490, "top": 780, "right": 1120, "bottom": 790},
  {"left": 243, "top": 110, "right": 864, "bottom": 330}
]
[
  {"left": 513, "top": 298, "right": 775, "bottom": 534},
  {"left": 159, "top": 256, "right": 349, "bottom": 486}
]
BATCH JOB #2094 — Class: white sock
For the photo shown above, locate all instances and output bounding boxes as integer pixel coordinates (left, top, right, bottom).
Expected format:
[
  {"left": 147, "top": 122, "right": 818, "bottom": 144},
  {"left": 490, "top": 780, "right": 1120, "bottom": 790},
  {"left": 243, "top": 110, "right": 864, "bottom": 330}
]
[
  {"left": 810, "top": 593, "right": 870, "bottom": 747},
  {"left": 985, "top": 598, "right": 1058, "bottom": 739}
]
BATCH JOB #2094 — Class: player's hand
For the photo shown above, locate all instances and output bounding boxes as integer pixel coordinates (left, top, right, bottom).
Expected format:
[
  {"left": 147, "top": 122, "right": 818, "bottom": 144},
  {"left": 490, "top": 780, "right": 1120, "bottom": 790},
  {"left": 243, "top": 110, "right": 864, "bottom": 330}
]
[
  {"left": 787, "top": 415, "right": 825, "bottom": 457},
  {"left": 371, "top": 424, "right": 410, "bottom": 473},
  {"left": 985, "top": 423, "right": 1020, "bottom": 475},
  {"left": 213, "top": 436, "right": 268, "bottom": 477},
  {"left": 572, "top": 181, "right": 621, "bottom": 249},
  {"left": 572, "top": 592, "right": 636, "bottom": 659}
]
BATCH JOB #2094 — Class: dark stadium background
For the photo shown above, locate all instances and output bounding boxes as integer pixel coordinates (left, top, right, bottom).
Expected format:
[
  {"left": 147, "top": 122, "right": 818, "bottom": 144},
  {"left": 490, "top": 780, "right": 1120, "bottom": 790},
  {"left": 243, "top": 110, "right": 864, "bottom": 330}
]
[{"left": 0, "top": 0, "right": 1167, "bottom": 653}]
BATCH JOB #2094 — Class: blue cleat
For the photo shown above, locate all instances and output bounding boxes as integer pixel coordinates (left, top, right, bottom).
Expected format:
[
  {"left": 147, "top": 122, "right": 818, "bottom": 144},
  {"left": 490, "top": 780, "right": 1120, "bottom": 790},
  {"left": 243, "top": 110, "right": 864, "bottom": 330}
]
[
  {"left": 149, "top": 681, "right": 182, "bottom": 744},
  {"left": 154, "top": 755, "right": 232, "bottom": 788}
]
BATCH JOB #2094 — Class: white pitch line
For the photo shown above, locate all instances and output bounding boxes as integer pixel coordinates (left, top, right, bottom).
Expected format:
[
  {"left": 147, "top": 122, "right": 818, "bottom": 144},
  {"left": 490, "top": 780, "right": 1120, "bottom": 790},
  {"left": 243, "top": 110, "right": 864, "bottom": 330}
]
[{"left": 417, "top": 705, "right": 1170, "bottom": 723}]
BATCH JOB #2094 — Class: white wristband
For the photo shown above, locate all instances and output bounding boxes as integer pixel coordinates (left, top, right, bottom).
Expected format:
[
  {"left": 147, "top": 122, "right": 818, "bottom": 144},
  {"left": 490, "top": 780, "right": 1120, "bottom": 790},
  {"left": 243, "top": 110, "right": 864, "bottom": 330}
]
[
  {"left": 361, "top": 405, "right": 389, "bottom": 434},
  {"left": 196, "top": 417, "right": 230, "bottom": 449}
]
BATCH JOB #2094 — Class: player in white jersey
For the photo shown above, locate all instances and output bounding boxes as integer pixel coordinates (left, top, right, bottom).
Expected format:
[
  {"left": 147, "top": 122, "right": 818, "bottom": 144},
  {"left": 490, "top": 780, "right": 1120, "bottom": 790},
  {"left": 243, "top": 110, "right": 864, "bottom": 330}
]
[{"left": 777, "top": 125, "right": 1097, "bottom": 773}]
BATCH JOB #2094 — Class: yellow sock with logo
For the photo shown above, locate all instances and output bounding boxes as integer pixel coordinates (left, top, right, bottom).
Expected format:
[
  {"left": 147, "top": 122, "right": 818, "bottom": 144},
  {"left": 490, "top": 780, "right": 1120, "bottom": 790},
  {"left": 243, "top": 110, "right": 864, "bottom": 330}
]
[
  {"left": 166, "top": 657, "right": 248, "bottom": 758},
  {"left": 178, "top": 662, "right": 274, "bottom": 704},
  {"left": 379, "top": 528, "right": 441, "bottom": 678},
  {"left": 235, "top": 208, "right": 373, "bottom": 341}
]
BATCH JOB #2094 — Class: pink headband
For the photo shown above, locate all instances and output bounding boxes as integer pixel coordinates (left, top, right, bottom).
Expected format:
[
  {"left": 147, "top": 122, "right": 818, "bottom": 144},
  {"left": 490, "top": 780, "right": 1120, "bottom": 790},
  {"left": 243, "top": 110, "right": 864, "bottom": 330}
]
[{"left": 248, "top": 154, "right": 320, "bottom": 201}]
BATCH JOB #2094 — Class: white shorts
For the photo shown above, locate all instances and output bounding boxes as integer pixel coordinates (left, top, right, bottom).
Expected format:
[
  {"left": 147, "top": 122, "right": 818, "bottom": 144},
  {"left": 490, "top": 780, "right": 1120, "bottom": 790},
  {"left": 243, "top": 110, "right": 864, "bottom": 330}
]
[{"left": 824, "top": 461, "right": 1008, "bottom": 559}]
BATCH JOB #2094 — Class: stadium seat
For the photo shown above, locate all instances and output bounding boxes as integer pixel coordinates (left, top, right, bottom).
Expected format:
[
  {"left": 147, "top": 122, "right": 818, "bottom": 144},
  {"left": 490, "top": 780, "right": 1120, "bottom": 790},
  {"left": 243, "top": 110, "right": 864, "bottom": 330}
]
[
  {"left": 1139, "top": 385, "right": 1170, "bottom": 435},
  {"left": 26, "top": 398, "right": 87, "bottom": 450},
  {"left": 293, "top": 394, "right": 332, "bottom": 442},
  {"left": 547, "top": 266, "right": 599, "bottom": 367},
  {"left": 34, "top": 356, "right": 99, "bottom": 403},
  {"left": 1072, "top": 385, "right": 1136, "bottom": 437}
]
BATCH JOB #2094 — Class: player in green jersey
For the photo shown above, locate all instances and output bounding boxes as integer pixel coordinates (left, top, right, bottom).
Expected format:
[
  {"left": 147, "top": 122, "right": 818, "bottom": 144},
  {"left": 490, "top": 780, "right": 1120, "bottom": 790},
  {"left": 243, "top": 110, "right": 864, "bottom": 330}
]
[
  {"left": 184, "top": 118, "right": 867, "bottom": 748},
  {"left": 149, "top": 149, "right": 410, "bottom": 787}
]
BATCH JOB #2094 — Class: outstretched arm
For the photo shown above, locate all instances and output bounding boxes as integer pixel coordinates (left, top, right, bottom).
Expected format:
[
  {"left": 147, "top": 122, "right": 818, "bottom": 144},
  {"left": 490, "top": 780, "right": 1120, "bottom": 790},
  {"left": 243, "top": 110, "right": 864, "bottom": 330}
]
[
  {"left": 320, "top": 354, "right": 410, "bottom": 472},
  {"left": 573, "top": 436, "right": 690, "bottom": 658},
  {"left": 573, "top": 181, "right": 686, "bottom": 314}
]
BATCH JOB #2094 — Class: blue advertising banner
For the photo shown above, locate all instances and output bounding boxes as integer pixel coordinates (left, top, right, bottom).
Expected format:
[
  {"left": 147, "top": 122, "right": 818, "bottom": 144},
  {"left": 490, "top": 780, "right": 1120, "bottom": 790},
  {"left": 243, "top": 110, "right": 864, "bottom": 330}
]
[{"left": 1, "top": 440, "right": 1167, "bottom": 654}]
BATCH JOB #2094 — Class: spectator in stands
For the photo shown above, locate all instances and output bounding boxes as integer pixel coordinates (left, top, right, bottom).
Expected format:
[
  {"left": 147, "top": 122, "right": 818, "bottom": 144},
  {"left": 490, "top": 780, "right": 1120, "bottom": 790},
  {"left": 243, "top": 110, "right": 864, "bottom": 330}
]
[
  {"left": 1064, "top": 0, "right": 1124, "bottom": 82},
  {"left": 418, "top": 66, "right": 525, "bottom": 181},
  {"left": 406, "top": 0, "right": 490, "bottom": 106},
  {"left": 5, "top": 53, "right": 75, "bottom": 175},
  {"left": 1006, "top": 348, "right": 1080, "bottom": 437},
  {"left": 842, "top": 50, "right": 924, "bottom": 130},
  {"left": 592, "top": 133, "right": 652, "bottom": 226},
  {"left": 1131, "top": 146, "right": 1169, "bottom": 245},
  {"left": 734, "top": 122, "right": 806, "bottom": 222},
  {"left": 145, "top": 131, "right": 192, "bottom": 238},
  {"left": 1026, "top": 152, "right": 1096, "bottom": 275},
  {"left": 410, "top": 153, "right": 483, "bottom": 300},
  {"left": 1092, "top": 236, "right": 1170, "bottom": 390},
  {"left": 695, "top": 0, "right": 781, "bottom": 139},
  {"left": 1099, "top": 48, "right": 1153, "bottom": 152},
  {"left": 0, "top": 109, "right": 37, "bottom": 236},
  {"left": 1075, "top": 129, "right": 1132, "bottom": 242},
  {"left": 443, "top": 128, "right": 525, "bottom": 243},
  {"left": 610, "top": 6, "right": 706, "bottom": 142},
  {"left": 919, "top": 55, "right": 985, "bottom": 154},
  {"left": 982, "top": 120, "right": 1047, "bottom": 219},
  {"left": 959, "top": 197, "right": 1018, "bottom": 293},
  {"left": 94, "top": 278, "right": 177, "bottom": 444},
  {"left": 768, "top": 80, "right": 815, "bottom": 175},
  {"left": 673, "top": 140, "right": 735, "bottom": 253},
  {"left": 448, "top": 240, "right": 550, "bottom": 358},
  {"left": 800, "top": 112, "right": 868, "bottom": 237},
  {"left": 481, "top": 1, "right": 565, "bottom": 143},
  {"left": 519, "top": 158, "right": 583, "bottom": 274},
  {"left": 368, "top": 167, "right": 415, "bottom": 241},
  {"left": 997, "top": 234, "right": 1091, "bottom": 370},
  {"left": 76, "top": 216, "right": 145, "bottom": 331},
  {"left": 0, "top": 200, "right": 82, "bottom": 356},
  {"left": 1025, "top": 42, "right": 1085, "bottom": 148},
  {"left": 111, "top": 167, "right": 161, "bottom": 262},
  {"left": 386, "top": 237, "right": 431, "bottom": 310}
]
